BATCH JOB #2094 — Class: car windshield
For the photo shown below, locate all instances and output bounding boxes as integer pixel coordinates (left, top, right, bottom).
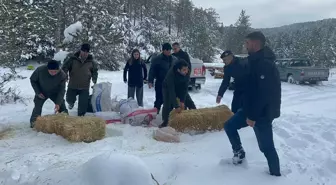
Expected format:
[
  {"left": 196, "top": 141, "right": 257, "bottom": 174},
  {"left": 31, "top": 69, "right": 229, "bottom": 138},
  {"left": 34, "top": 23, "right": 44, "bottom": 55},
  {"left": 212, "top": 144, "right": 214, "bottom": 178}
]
[{"left": 289, "top": 60, "right": 311, "bottom": 67}]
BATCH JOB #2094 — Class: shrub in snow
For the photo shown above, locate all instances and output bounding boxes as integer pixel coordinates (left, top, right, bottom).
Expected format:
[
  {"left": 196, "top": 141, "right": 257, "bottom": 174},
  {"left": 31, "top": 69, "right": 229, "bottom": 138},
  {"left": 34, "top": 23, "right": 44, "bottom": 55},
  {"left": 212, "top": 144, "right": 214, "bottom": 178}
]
[
  {"left": 53, "top": 50, "right": 70, "bottom": 64},
  {"left": 0, "top": 68, "right": 25, "bottom": 105},
  {"left": 79, "top": 153, "right": 155, "bottom": 185},
  {"left": 63, "top": 21, "right": 83, "bottom": 44}
]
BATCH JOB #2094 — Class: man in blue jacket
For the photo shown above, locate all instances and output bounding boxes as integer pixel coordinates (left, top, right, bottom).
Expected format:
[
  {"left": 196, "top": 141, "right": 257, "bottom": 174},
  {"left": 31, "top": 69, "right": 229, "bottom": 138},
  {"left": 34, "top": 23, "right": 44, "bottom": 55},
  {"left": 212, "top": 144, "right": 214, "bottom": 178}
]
[
  {"left": 148, "top": 43, "right": 178, "bottom": 114},
  {"left": 223, "top": 31, "right": 281, "bottom": 176},
  {"left": 216, "top": 50, "right": 248, "bottom": 113}
]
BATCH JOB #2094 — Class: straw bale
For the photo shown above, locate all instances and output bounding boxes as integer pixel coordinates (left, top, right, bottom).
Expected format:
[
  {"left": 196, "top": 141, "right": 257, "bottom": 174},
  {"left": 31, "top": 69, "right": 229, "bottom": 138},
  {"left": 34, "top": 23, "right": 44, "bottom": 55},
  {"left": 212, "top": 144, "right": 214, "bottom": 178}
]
[
  {"left": 168, "top": 105, "right": 233, "bottom": 133},
  {"left": 0, "top": 127, "right": 14, "bottom": 140},
  {"left": 34, "top": 113, "right": 106, "bottom": 143}
]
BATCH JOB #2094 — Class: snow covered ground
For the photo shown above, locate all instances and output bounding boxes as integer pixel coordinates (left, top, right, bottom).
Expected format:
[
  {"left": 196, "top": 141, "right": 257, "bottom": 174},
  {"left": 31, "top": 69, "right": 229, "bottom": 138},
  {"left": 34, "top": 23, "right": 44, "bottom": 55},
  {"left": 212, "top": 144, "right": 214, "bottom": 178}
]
[{"left": 1, "top": 67, "right": 336, "bottom": 185}]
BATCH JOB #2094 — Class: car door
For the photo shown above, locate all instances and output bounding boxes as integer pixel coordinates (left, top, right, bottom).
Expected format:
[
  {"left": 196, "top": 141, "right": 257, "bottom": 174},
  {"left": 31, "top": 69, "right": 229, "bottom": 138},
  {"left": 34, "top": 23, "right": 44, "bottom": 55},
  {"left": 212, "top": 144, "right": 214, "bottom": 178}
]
[{"left": 276, "top": 60, "right": 286, "bottom": 81}]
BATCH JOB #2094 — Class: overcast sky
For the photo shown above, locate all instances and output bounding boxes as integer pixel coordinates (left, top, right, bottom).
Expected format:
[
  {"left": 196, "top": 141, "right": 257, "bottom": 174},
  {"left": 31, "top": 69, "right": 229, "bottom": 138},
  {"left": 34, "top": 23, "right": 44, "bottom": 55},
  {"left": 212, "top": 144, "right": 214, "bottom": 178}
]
[{"left": 191, "top": 0, "right": 336, "bottom": 28}]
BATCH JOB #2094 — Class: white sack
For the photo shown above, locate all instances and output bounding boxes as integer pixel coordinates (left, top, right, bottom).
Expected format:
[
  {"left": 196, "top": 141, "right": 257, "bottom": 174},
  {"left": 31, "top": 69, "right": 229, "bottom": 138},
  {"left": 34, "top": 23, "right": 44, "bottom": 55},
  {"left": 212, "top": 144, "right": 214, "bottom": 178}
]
[
  {"left": 91, "top": 82, "right": 113, "bottom": 112},
  {"left": 119, "top": 98, "right": 139, "bottom": 117},
  {"left": 123, "top": 108, "right": 157, "bottom": 126},
  {"left": 111, "top": 96, "right": 119, "bottom": 112},
  {"left": 94, "top": 112, "right": 122, "bottom": 124}
]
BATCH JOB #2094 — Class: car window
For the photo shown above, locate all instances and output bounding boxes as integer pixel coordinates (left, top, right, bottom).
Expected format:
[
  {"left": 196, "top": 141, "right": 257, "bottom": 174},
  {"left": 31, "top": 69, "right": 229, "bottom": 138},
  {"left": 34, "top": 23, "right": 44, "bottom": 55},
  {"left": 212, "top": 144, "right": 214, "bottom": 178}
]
[
  {"left": 289, "top": 60, "right": 311, "bottom": 67},
  {"left": 278, "top": 61, "right": 288, "bottom": 67}
]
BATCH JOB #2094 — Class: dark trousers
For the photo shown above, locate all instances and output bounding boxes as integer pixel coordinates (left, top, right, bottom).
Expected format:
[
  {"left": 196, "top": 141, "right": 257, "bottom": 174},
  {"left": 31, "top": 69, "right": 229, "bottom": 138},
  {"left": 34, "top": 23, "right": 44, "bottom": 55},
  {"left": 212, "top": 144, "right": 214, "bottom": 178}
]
[
  {"left": 154, "top": 83, "right": 163, "bottom": 114},
  {"left": 184, "top": 93, "right": 196, "bottom": 110},
  {"left": 66, "top": 88, "right": 90, "bottom": 116},
  {"left": 231, "top": 91, "right": 243, "bottom": 113},
  {"left": 128, "top": 85, "right": 144, "bottom": 107},
  {"left": 161, "top": 90, "right": 173, "bottom": 127},
  {"left": 224, "top": 109, "right": 281, "bottom": 175},
  {"left": 30, "top": 94, "right": 68, "bottom": 128}
]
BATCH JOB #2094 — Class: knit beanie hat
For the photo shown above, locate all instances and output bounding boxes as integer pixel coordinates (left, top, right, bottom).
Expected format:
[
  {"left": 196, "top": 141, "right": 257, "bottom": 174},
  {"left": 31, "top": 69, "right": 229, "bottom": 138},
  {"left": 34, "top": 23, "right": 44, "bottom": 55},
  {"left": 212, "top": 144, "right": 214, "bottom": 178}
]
[
  {"left": 81, "top": 43, "right": 90, "bottom": 52},
  {"left": 162, "top": 43, "right": 172, "bottom": 51},
  {"left": 47, "top": 60, "right": 60, "bottom": 70}
]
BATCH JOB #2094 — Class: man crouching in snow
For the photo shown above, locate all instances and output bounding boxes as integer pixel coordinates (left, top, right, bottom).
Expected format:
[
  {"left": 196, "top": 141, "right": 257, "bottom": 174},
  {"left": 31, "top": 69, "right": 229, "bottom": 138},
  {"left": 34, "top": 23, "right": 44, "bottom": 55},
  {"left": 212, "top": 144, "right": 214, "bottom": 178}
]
[
  {"left": 29, "top": 60, "right": 68, "bottom": 128},
  {"left": 223, "top": 31, "right": 281, "bottom": 176},
  {"left": 160, "top": 59, "right": 190, "bottom": 128}
]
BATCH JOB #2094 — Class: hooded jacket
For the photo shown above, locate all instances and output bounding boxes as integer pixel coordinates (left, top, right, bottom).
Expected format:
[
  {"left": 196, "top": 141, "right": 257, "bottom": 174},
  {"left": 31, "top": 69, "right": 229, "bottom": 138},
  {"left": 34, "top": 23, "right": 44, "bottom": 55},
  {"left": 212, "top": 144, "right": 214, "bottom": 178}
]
[
  {"left": 61, "top": 51, "right": 98, "bottom": 90},
  {"left": 243, "top": 46, "right": 281, "bottom": 121}
]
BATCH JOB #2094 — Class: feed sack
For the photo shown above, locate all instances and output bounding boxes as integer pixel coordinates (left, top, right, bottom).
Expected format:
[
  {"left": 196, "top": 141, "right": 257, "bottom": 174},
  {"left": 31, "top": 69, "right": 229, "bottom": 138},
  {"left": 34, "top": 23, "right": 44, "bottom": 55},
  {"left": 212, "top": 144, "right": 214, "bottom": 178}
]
[
  {"left": 123, "top": 108, "right": 157, "bottom": 127},
  {"left": 34, "top": 113, "right": 106, "bottom": 143},
  {"left": 119, "top": 98, "right": 139, "bottom": 117},
  {"left": 94, "top": 111, "right": 122, "bottom": 124},
  {"left": 153, "top": 127, "right": 180, "bottom": 143},
  {"left": 168, "top": 105, "right": 233, "bottom": 133},
  {"left": 111, "top": 96, "right": 119, "bottom": 112},
  {"left": 91, "top": 82, "right": 113, "bottom": 112}
]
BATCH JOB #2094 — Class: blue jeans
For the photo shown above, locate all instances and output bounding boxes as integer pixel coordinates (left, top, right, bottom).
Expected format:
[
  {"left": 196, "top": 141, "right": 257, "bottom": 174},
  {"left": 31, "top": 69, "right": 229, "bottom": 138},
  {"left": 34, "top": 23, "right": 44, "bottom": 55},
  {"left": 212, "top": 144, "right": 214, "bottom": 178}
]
[{"left": 224, "top": 109, "right": 281, "bottom": 175}]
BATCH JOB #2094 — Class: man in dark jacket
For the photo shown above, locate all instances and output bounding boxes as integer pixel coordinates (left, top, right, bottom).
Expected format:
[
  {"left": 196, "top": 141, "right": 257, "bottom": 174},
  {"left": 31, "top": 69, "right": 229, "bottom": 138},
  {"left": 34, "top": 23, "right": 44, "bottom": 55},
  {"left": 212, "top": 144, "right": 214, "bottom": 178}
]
[
  {"left": 161, "top": 59, "right": 190, "bottom": 128},
  {"left": 123, "top": 49, "right": 147, "bottom": 107},
  {"left": 172, "top": 42, "right": 196, "bottom": 110},
  {"left": 30, "top": 60, "right": 68, "bottom": 128},
  {"left": 148, "top": 43, "right": 178, "bottom": 114},
  {"left": 61, "top": 43, "right": 98, "bottom": 116},
  {"left": 223, "top": 31, "right": 281, "bottom": 176},
  {"left": 216, "top": 50, "right": 248, "bottom": 113}
]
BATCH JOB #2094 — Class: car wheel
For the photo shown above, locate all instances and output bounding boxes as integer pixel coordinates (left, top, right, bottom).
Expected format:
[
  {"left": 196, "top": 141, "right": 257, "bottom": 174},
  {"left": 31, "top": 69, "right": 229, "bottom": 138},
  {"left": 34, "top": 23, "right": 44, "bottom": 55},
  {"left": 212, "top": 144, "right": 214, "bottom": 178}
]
[{"left": 287, "top": 75, "right": 295, "bottom": 84}]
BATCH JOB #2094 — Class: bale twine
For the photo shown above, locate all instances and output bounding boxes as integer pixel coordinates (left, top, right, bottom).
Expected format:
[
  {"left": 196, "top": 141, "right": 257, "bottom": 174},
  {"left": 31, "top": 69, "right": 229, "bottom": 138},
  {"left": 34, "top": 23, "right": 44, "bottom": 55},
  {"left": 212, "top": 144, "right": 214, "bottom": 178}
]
[
  {"left": 168, "top": 105, "right": 233, "bottom": 133},
  {"left": 34, "top": 113, "right": 106, "bottom": 143}
]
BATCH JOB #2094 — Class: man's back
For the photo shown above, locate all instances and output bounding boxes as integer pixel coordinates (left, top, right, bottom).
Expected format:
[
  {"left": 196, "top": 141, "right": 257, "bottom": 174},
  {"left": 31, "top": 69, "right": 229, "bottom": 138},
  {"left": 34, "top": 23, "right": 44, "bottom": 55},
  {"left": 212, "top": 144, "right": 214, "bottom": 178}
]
[
  {"left": 245, "top": 46, "right": 281, "bottom": 120},
  {"left": 172, "top": 50, "right": 191, "bottom": 69},
  {"left": 30, "top": 65, "right": 66, "bottom": 95},
  {"left": 148, "top": 54, "right": 177, "bottom": 84}
]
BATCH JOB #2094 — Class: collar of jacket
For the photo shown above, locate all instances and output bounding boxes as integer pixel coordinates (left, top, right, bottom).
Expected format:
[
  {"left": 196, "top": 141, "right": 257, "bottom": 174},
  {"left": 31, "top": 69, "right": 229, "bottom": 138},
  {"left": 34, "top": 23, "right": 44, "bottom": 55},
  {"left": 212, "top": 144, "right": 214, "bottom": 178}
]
[
  {"left": 248, "top": 46, "right": 276, "bottom": 62},
  {"left": 73, "top": 51, "right": 93, "bottom": 63}
]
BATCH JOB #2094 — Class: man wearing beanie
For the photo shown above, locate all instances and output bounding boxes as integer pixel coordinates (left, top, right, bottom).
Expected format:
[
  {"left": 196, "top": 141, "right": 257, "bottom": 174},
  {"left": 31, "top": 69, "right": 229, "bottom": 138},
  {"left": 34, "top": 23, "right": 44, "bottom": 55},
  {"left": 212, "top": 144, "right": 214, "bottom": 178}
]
[
  {"left": 62, "top": 43, "right": 98, "bottom": 116},
  {"left": 148, "top": 43, "right": 178, "bottom": 115},
  {"left": 30, "top": 59, "right": 68, "bottom": 128}
]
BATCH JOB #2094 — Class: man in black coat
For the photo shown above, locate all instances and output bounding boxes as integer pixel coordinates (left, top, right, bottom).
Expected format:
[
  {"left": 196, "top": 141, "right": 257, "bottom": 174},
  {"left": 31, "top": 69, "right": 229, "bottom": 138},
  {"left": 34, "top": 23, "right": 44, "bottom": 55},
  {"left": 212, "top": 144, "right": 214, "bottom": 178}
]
[
  {"left": 216, "top": 50, "right": 248, "bottom": 113},
  {"left": 30, "top": 60, "right": 68, "bottom": 128},
  {"left": 172, "top": 42, "right": 196, "bottom": 110},
  {"left": 148, "top": 43, "right": 178, "bottom": 114},
  {"left": 223, "top": 31, "right": 282, "bottom": 176},
  {"left": 161, "top": 59, "right": 190, "bottom": 128}
]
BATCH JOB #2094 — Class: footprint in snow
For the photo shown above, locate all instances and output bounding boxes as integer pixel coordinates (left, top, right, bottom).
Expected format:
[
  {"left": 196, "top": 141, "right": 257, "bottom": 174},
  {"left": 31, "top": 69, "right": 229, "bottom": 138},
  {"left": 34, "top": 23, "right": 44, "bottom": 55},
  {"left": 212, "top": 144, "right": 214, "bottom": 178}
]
[
  {"left": 274, "top": 127, "right": 292, "bottom": 139},
  {"left": 321, "top": 131, "right": 335, "bottom": 144},
  {"left": 285, "top": 137, "right": 309, "bottom": 149},
  {"left": 297, "top": 133, "right": 318, "bottom": 143}
]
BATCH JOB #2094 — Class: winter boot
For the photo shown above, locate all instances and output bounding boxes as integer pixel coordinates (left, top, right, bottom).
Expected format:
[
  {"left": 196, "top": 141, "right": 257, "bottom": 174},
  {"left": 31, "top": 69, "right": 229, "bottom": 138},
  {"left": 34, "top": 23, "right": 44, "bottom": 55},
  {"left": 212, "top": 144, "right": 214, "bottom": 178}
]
[
  {"left": 159, "top": 122, "right": 168, "bottom": 128},
  {"left": 232, "top": 148, "right": 246, "bottom": 165}
]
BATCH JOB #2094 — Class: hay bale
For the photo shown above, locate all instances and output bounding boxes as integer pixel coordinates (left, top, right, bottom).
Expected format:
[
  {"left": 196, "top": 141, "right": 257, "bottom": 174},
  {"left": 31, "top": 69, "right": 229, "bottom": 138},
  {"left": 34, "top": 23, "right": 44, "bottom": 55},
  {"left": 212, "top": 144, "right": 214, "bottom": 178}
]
[
  {"left": 34, "top": 113, "right": 106, "bottom": 143},
  {"left": 168, "top": 105, "right": 233, "bottom": 133},
  {"left": 0, "top": 126, "right": 14, "bottom": 140}
]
